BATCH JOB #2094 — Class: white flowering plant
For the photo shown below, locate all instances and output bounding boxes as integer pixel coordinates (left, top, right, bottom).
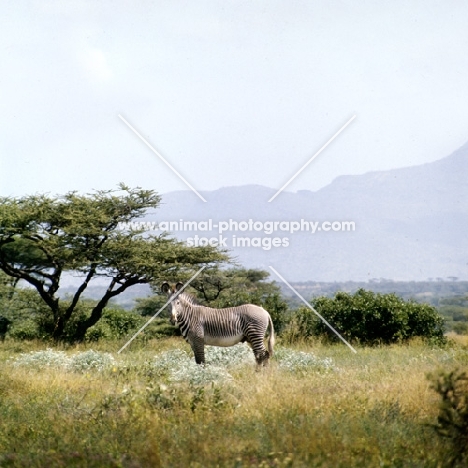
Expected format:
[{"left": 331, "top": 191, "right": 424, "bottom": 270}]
[
  {"left": 12, "top": 349, "right": 115, "bottom": 373},
  {"left": 274, "top": 347, "right": 335, "bottom": 373}
]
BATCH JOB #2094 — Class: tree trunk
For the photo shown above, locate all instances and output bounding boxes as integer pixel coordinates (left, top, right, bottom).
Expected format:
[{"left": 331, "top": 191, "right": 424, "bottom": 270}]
[
  {"left": 52, "top": 315, "right": 66, "bottom": 341},
  {"left": 73, "top": 301, "right": 108, "bottom": 342}
]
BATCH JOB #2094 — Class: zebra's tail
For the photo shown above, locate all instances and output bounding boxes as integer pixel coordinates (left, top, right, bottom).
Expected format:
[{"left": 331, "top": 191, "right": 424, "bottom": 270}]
[{"left": 267, "top": 314, "right": 275, "bottom": 357}]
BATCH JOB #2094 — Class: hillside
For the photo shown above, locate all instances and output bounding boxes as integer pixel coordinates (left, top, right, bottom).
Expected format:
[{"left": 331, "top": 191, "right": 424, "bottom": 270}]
[{"left": 141, "top": 142, "right": 468, "bottom": 281}]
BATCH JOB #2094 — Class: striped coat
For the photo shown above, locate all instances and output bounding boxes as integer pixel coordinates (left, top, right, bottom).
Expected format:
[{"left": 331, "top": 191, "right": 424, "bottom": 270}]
[{"left": 162, "top": 282, "right": 275, "bottom": 366}]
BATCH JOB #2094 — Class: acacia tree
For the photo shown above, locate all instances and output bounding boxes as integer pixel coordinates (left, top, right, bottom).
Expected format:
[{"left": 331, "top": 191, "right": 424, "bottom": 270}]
[{"left": 0, "top": 185, "right": 227, "bottom": 341}]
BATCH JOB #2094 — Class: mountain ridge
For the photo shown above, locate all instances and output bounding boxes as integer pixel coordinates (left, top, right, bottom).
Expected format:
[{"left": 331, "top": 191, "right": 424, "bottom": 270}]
[{"left": 146, "top": 142, "right": 468, "bottom": 281}]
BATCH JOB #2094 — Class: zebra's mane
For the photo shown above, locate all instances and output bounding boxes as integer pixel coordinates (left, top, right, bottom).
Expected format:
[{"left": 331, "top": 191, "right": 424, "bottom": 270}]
[{"left": 177, "top": 291, "right": 202, "bottom": 306}]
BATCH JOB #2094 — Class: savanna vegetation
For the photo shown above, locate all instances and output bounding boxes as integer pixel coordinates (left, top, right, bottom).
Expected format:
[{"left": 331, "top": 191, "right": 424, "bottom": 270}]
[
  {"left": 0, "top": 185, "right": 226, "bottom": 342},
  {"left": 1, "top": 337, "right": 468, "bottom": 467},
  {"left": 283, "top": 280, "right": 468, "bottom": 335},
  {"left": 0, "top": 186, "right": 467, "bottom": 466}
]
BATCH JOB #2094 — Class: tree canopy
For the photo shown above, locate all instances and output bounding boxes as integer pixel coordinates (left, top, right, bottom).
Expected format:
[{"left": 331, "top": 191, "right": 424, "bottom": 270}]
[{"left": 0, "top": 184, "right": 228, "bottom": 341}]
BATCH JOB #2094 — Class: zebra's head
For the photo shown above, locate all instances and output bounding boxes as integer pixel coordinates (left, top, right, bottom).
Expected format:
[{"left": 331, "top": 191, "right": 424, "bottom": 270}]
[{"left": 161, "top": 282, "right": 184, "bottom": 325}]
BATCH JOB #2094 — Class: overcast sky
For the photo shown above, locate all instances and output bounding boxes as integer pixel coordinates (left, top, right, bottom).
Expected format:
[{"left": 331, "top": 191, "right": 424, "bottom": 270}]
[{"left": 2, "top": 1, "right": 468, "bottom": 198}]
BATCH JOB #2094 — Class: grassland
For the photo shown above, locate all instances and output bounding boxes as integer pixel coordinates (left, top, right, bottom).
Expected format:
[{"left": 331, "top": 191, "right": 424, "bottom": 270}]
[{"left": 0, "top": 335, "right": 467, "bottom": 467}]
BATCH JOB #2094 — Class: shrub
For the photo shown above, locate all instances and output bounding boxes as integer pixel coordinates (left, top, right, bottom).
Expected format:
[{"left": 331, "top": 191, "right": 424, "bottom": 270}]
[
  {"left": 292, "top": 289, "right": 445, "bottom": 345},
  {"left": 285, "top": 304, "right": 320, "bottom": 343},
  {"left": 429, "top": 369, "right": 468, "bottom": 466},
  {"left": 134, "top": 294, "right": 170, "bottom": 317},
  {"left": 85, "top": 322, "right": 113, "bottom": 341},
  {"left": 100, "top": 308, "right": 144, "bottom": 339},
  {"left": 7, "top": 319, "right": 43, "bottom": 341},
  {"left": 261, "top": 291, "right": 290, "bottom": 334},
  {"left": 274, "top": 347, "right": 334, "bottom": 373},
  {"left": 12, "top": 349, "right": 115, "bottom": 373},
  {"left": 0, "top": 287, "right": 52, "bottom": 340},
  {"left": 406, "top": 301, "right": 446, "bottom": 340},
  {"left": 69, "top": 350, "right": 115, "bottom": 372},
  {"left": 170, "top": 361, "right": 233, "bottom": 386},
  {"left": 84, "top": 307, "right": 180, "bottom": 341},
  {"left": 151, "top": 348, "right": 234, "bottom": 386},
  {"left": 13, "top": 348, "right": 71, "bottom": 369}
]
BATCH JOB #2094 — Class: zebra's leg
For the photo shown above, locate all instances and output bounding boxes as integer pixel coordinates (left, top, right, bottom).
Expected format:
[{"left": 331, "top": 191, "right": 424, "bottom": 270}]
[
  {"left": 246, "top": 331, "right": 270, "bottom": 367},
  {"left": 190, "top": 336, "right": 205, "bottom": 365},
  {"left": 242, "top": 336, "right": 265, "bottom": 370}
]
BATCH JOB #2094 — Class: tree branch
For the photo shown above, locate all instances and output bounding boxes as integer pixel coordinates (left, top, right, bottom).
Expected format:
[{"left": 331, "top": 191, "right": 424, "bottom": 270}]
[
  {"left": 63, "top": 263, "right": 98, "bottom": 321},
  {"left": 0, "top": 256, "right": 58, "bottom": 314},
  {"left": 74, "top": 275, "right": 147, "bottom": 341}
]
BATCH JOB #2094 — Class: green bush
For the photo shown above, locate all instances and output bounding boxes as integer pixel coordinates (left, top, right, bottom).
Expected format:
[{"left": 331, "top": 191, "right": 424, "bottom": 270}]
[
  {"left": 283, "top": 303, "right": 319, "bottom": 343},
  {"left": 406, "top": 301, "right": 446, "bottom": 340},
  {"left": 134, "top": 295, "right": 170, "bottom": 317},
  {"left": 429, "top": 369, "right": 468, "bottom": 467},
  {"left": 101, "top": 308, "right": 145, "bottom": 338},
  {"left": 7, "top": 320, "right": 42, "bottom": 341},
  {"left": 85, "top": 308, "right": 179, "bottom": 342},
  {"left": 84, "top": 308, "right": 144, "bottom": 341},
  {"left": 291, "top": 289, "right": 445, "bottom": 345},
  {"left": 0, "top": 285, "right": 52, "bottom": 340},
  {"left": 84, "top": 322, "right": 113, "bottom": 342},
  {"left": 261, "top": 291, "right": 290, "bottom": 334}
]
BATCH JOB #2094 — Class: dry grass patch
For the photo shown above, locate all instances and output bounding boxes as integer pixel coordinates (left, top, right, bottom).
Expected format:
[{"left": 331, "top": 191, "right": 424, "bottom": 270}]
[{"left": 0, "top": 338, "right": 467, "bottom": 466}]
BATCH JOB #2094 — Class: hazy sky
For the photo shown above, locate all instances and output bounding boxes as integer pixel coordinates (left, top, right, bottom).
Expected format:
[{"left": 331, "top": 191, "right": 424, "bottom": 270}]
[{"left": 2, "top": 1, "right": 468, "bottom": 198}]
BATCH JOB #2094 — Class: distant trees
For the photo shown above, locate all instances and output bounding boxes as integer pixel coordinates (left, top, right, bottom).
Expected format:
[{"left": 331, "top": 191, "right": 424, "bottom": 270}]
[
  {"left": 0, "top": 185, "right": 227, "bottom": 341},
  {"left": 439, "top": 295, "right": 468, "bottom": 334}
]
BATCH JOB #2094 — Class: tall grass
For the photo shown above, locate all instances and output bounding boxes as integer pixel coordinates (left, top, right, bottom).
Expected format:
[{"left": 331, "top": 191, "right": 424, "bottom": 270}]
[{"left": 0, "top": 337, "right": 467, "bottom": 467}]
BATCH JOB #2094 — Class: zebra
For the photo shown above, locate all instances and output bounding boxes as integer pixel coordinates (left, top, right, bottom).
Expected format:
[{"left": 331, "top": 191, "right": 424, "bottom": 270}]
[{"left": 161, "top": 282, "right": 275, "bottom": 366}]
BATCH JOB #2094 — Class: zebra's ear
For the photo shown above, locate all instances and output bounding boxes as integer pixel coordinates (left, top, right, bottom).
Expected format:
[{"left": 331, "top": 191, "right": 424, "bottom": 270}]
[
  {"left": 175, "top": 282, "right": 184, "bottom": 292},
  {"left": 161, "top": 282, "right": 171, "bottom": 294}
]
